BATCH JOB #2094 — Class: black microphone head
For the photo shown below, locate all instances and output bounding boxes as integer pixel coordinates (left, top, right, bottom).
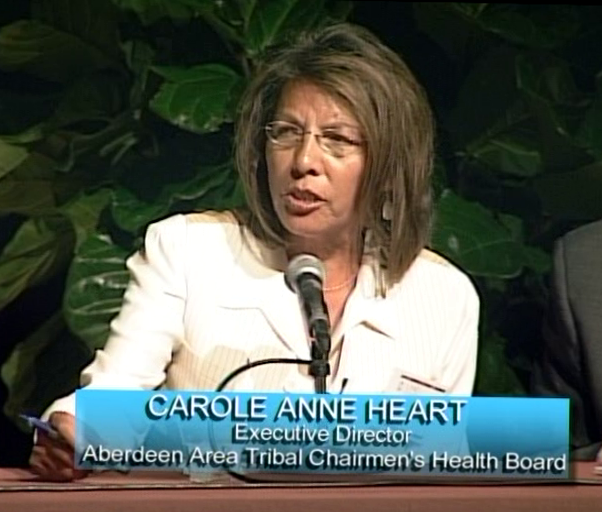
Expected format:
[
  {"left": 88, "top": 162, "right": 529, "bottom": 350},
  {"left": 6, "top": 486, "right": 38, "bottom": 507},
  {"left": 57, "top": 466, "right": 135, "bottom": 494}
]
[{"left": 285, "top": 254, "right": 325, "bottom": 294}]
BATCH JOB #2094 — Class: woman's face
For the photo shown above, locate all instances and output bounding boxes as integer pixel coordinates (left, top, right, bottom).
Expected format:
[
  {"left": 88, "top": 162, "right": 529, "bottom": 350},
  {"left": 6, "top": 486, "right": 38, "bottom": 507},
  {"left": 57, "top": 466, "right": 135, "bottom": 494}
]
[{"left": 266, "top": 80, "right": 366, "bottom": 247}]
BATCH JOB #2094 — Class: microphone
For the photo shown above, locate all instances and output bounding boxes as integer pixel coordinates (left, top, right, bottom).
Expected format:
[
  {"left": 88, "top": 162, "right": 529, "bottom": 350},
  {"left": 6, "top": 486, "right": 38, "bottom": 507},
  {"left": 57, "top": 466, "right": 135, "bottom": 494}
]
[
  {"left": 285, "top": 254, "right": 332, "bottom": 394},
  {"left": 285, "top": 254, "right": 331, "bottom": 335}
]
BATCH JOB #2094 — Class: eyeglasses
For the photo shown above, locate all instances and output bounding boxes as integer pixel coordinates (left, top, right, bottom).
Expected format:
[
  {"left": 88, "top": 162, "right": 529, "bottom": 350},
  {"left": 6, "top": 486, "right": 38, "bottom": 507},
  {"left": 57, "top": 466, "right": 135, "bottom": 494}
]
[{"left": 265, "top": 121, "right": 364, "bottom": 158}]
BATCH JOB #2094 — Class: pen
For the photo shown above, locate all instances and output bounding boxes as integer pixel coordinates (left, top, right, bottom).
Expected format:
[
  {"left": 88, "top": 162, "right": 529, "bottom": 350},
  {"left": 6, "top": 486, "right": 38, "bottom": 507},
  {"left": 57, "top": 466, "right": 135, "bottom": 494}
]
[{"left": 20, "top": 414, "right": 65, "bottom": 443}]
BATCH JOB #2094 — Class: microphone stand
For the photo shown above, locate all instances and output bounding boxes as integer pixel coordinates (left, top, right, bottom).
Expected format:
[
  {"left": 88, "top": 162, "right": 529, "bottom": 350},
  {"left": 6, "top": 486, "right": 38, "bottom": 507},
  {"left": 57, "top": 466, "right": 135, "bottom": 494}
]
[
  {"left": 309, "top": 320, "right": 331, "bottom": 394},
  {"left": 286, "top": 254, "right": 332, "bottom": 394}
]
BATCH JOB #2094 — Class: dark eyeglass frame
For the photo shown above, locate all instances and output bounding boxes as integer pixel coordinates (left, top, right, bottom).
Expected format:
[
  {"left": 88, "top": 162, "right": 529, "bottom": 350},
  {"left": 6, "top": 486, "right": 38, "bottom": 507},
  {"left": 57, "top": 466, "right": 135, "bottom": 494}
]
[{"left": 264, "top": 121, "right": 364, "bottom": 158}]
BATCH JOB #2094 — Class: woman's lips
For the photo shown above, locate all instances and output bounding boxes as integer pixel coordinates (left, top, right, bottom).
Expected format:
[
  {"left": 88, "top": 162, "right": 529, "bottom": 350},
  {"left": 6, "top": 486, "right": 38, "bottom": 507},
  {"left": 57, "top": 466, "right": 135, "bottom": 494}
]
[{"left": 283, "top": 190, "right": 324, "bottom": 214}]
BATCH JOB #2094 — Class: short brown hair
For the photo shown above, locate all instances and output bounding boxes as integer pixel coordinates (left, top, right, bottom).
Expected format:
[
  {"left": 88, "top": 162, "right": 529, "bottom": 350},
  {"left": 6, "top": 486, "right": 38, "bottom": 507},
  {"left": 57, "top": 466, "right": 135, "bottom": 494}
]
[{"left": 235, "top": 23, "right": 434, "bottom": 293}]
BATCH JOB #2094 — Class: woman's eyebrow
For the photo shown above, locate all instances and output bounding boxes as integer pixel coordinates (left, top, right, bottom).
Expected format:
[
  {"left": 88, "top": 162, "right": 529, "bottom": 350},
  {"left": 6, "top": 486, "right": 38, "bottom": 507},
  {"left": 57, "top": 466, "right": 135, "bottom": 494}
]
[
  {"left": 321, "top": 122, "right": 361, "bottom": 130},
  {"left": 272, "top": 113, "right": 361, "bottom": 131}
]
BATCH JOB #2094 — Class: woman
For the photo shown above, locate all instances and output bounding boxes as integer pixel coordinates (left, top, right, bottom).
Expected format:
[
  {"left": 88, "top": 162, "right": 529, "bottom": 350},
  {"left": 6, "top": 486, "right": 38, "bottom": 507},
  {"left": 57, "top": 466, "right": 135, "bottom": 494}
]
[{"left": 30, "top": 23, "right": 479, "bottom": 481}]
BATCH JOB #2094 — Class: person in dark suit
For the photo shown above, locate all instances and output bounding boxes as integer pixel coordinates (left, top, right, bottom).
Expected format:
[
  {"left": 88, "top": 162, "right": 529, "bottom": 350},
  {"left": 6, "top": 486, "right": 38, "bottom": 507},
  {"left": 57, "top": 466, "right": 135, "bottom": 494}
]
[{"left": 531, "top": 219, "right": 602, "bottom": 461}]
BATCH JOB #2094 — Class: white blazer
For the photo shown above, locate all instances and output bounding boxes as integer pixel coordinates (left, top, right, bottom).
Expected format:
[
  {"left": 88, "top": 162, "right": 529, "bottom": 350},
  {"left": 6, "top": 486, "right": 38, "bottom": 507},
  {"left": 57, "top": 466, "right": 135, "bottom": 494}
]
[{"left": 46, "top": 211, "right": 480, "bottom": 417}]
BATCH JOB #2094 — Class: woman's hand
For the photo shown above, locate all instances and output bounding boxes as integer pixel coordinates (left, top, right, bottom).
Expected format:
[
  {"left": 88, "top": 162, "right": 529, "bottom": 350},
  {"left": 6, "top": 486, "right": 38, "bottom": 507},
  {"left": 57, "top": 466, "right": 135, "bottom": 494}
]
[{"left": 29, "top": 412, "right": 90, "bottom": 481}]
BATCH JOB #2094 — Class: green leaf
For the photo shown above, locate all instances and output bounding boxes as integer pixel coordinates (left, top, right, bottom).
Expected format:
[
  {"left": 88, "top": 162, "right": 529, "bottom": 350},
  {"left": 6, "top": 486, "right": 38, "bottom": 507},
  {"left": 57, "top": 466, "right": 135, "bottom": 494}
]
[
  {"left": 165, "top": 162, "right": 234, "bottom": 203},
  {"left": 432, "top": 189, "right": 524, "bottom": 278},
  {"left": 150, "top": 64, "right": 243, "bottom": 133},
  {"left": 0, "top": 124, "right": 46, "bottom": 145},
  {"left": 0, "top": 140, "right": 29, "bottom": 180},
  {"left": 111, "top": 0, "right": 197, "bottom": 24},
  {"left": 446, "top": 46, "right": 521, "bottom": 147},
  {"left": 515, "top": 53, "right": 592, "bottom": 171},
  {"left": 474, "top": 331, "right": 526, "bottom": 395},
  {"left": 50, "top": 121, "right": 139, "bottom": 174},
  {"left": 0, "top": 20, "right": 117, "bottom": 83},
  {"left": 111, "top": 162, "right": 235, "bottom": 234},
  {"left": 535, "top": 163, "right": 602, "bottom": 221},
  {"left": 188, "top": 172, "right": 246, "bottom": 211},
  {"left": 51, "top": 73, "right": 127, "bottom": 128},
  {"left": 497, "top": 213, "right": 524, "bottom": 242},
  {"left": 467, "top": 132, "right": 542, "bottom": 177},
  {"left": 233, "top": 0, "right": 258, "bottom": 29},
  {"left": 122, "top": 39, "right": 156, "bottom": 107},
  {"left": 412, "top": 3, "right": 477, "bottom": 62},
  {"left": 176, "top": 173, "right": 245, "bottom": 217},
  {"left": 1, "top": 313, "right": 92, "bottom": 429},
  {"left": 576, "top": 79, "right": 602, "bottom": 160},
  {"left": 111, "top": 185, "right": 172, "bottom": 235},
  {"left": 0, "top": 89, "right": 57, "bottom": 134},
  {"left": 476, "top": 5, "right": 580, "bottom": 50},
  {"left": 64, "top": 233, "right": 131, "bottom": 351},
  {"left": 515, "top": 53, "right": 581, "bottom": 106},
  {"left": 522, "top": 245, "right": 551, "bottom": 275},
  {"left": 32, "top": 0, "right": 122, "bottom": 62},
  {"left": 1, "top": 313, "right": 63, "bottom": 426},
  {"left": 245, "top": 0, "right": 326, "bottom": 55},
  {"left": 414, "top": 4, "right": 580, "bottom": 66},
  {"left": 59, "top": 188, "right": 113, "bottom": 248},
  {"left": 431, "top": 157, "right": 448, "bottom": 196},
  {"left": 0, "top": 155, "right": 58, "bottom": 216},
  {"left": 0, "top": 215, "right": 75, "bottom": 310}
]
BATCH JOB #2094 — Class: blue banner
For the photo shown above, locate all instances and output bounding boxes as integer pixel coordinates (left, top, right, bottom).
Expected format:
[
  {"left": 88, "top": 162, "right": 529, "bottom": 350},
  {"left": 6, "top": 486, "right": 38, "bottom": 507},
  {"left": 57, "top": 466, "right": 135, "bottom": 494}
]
[{"left": 75, "top": 390, "right": 569, "bottom": 480}]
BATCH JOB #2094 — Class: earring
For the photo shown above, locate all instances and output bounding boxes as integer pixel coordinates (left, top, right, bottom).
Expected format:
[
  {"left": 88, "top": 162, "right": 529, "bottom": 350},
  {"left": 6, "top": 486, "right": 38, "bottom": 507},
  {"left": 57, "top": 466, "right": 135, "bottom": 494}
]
[{"left": 382, "top": 198, "right": 393, "bottom": 221}]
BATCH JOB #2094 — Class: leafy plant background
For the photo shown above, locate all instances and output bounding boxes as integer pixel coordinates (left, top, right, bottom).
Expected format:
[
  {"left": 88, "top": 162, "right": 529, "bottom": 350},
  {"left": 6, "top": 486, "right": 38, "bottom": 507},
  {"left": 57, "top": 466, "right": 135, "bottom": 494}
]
[{"left": 2, "top": 1, "right": 602, "bottom": 464}]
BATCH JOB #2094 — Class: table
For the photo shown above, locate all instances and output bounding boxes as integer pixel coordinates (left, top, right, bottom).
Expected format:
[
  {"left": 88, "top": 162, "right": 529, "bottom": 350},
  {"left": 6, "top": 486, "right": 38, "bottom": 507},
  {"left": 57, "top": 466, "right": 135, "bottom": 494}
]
[{"left": 1, "top": 463, "right": 601, "bottom": 512}]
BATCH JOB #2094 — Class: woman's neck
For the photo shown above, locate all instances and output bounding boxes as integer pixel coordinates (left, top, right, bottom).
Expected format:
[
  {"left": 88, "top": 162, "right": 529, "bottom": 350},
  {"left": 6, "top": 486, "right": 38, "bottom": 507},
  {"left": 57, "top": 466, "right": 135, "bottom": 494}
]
[{"left": 286, "top": 235, "right": 362, "bottom": 290}]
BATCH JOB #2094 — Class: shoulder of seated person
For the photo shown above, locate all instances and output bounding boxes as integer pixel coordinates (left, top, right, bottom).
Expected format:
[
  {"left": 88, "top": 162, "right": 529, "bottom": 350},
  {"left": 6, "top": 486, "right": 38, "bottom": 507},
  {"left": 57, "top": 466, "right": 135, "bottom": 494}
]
[
  {"left": 554, "top": 219, "right": 602, "bottom": 268},
  {"left": 562, "top": 218, "right": 602, "bottom": 248}
]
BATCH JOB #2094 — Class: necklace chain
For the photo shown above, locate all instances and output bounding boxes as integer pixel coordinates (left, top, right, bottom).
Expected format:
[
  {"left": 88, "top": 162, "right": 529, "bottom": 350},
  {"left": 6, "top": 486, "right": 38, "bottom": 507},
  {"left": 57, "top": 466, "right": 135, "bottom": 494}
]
[{"left": 323, "top": 274, "right": 357, "bottom": 292}]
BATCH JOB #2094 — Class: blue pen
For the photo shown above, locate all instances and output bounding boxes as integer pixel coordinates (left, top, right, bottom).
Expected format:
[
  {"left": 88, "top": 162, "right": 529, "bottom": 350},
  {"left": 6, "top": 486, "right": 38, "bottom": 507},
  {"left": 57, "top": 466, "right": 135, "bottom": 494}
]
[{"left": 20, "top": 414, "right": 64, "bottom": 442}]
